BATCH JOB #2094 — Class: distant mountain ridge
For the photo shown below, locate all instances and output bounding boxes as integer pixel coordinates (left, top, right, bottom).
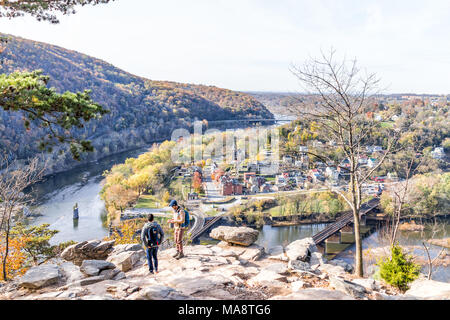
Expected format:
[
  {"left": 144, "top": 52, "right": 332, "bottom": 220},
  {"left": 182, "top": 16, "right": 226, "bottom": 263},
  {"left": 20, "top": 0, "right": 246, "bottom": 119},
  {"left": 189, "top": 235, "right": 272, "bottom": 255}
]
[{"left": 0, "top": 33, "right": 273, "bottom": 174}]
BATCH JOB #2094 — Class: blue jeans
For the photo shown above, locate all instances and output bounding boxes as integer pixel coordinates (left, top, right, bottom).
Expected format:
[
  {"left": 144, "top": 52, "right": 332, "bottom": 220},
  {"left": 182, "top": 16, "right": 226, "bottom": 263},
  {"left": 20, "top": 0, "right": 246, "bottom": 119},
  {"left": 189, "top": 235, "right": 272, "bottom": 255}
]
[{"left": 146, "top": 247, "right": 158, "bottom": 272}]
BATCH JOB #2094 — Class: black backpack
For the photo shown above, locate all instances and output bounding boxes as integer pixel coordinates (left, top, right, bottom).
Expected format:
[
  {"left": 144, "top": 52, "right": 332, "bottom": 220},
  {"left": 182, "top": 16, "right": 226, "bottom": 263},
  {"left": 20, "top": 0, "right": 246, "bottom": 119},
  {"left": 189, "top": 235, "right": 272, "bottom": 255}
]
[{"left": 147, "top": 224, "right": 160, "bottom": 247}]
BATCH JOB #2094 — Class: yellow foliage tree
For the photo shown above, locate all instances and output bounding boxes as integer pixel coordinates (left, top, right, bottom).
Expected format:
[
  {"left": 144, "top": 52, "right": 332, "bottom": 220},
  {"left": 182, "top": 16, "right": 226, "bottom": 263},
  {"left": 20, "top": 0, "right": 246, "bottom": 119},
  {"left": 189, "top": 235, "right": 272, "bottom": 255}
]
[
  {"left": 104, "top": 220, "right": 142, "bottom": 245},
  {"left": 0, "top": 235, "right": 29, "bottom": 281}
]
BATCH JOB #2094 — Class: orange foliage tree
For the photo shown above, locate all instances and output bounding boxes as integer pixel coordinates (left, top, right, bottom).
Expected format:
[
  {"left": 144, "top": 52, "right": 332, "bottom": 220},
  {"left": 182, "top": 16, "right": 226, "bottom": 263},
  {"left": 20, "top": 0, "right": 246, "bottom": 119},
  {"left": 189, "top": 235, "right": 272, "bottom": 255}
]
[{"left": 0, "top": 235, "right": 29, "bottom": 281}]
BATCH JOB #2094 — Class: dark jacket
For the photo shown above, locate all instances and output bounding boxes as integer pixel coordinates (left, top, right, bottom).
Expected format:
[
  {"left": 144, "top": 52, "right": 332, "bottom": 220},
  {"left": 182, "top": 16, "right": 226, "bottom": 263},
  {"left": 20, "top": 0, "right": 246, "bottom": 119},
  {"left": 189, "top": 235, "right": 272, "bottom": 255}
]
[{"left": 141, "top": 221, "right": 164, "bottom": 247}]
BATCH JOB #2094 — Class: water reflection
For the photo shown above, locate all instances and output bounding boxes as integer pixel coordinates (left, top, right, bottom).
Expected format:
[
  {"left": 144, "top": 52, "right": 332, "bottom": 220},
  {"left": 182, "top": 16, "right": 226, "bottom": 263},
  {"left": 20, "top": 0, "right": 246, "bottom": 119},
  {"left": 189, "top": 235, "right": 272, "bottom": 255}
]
[
  {"left": 256, "top": 221, "right": 449, "bottom": 282},
  {"left": 26, "top": 146, "right": 150, "bottom": 245}
]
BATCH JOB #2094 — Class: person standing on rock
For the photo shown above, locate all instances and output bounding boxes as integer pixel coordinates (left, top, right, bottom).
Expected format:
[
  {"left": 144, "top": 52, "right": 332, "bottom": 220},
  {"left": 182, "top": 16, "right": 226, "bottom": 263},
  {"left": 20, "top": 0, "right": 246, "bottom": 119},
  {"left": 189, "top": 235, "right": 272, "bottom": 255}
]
[
  {"left": 141, "top": 214, "right": 164, "bottom": 274},
  {"left": 167, "top": 199, "right": 188, "bottom": 260}
]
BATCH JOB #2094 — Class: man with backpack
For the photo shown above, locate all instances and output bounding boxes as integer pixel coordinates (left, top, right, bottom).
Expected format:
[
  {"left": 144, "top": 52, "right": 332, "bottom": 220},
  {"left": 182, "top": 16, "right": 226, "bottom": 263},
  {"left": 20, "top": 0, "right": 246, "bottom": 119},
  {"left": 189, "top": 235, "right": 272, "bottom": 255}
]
[
  {"left": 141, "top": 214, "right": 164, "bottom": 274},
  {"left": 167, "top": 199, "right": 189, "bottom": 260}
]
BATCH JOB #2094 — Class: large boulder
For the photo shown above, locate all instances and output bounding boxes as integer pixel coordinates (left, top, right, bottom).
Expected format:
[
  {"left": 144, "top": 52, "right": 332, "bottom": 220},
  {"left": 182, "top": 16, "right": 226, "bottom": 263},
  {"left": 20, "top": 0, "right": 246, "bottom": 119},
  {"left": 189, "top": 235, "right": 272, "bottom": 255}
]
[
  {"left": 210, "top": 226, "right": 259, "bottom": 247},
  {"left": 329, "top": 277, "right": 367, "bottom": 299},
  {"left": 61, "top": 240, "right": 115, "bottom": 265},
  {"left": 285, "top": 238, "right": 317, "bottom": 262},
  {"left": 106, "top": 250, "right": 143, "bottom": 272},
  {"left": 80, "top": 260, "right": 116, "bottom": 276},
  {"left": 404, "top": 279, "right": 450, "bottom": 300},
  {"left": 19, "top": 264, "right": 61, "bottom": 289},
  {"left": 239, "top": 244, "right": 266, "bottom": 261}
]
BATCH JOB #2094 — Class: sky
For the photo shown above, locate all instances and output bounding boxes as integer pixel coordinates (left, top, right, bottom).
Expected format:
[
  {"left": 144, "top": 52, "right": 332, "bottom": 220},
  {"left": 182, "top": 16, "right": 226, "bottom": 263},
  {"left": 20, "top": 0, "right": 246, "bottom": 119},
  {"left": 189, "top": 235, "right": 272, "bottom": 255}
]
[{"left": 1, "top": 0, "right": 450, "bottom": 94}]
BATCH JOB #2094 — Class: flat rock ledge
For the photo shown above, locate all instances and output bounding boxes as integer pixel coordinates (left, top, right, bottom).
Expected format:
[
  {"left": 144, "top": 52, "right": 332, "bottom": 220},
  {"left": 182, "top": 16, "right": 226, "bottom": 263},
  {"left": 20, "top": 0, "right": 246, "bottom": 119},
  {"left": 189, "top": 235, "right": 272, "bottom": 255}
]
[{"left": 2, "top": 237, "right": 449, "bottom": 301}]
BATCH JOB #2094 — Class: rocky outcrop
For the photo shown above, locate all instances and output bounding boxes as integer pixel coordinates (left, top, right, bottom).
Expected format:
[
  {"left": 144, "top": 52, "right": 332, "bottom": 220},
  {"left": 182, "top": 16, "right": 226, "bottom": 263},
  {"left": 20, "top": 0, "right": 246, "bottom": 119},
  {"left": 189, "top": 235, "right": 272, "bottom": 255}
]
[
  {"left": 285, "top": 237, "right": 316, "bottom": 262},
  {"left": 4, "top": 237, "right": 450, "bottom": 301},
  {"left": 61, "top": 240, "right": 115, "bottom": 265},
  {"left": 106, "top": 250, "right": 143, "bottom": 272},
  {"left": 80, "top": 260, "right": 116, "bottom": 276},
  {"left": 404, "top": 279, "right": 450, "bottom": 300},
  {"left": 18, "top": 264, "right": 61, "bottom": 289},
  {"left": 210, "top": 226, "right": 259, "bottom": 246},
  {"left": 329, "top": 276, "right": 367, "bottom": 299}
]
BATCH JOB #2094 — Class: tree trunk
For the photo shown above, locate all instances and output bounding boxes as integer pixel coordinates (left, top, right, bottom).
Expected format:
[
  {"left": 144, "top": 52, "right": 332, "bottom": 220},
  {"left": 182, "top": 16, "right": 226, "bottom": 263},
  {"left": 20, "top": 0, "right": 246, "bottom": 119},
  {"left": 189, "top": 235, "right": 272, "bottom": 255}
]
[
  {"left": 353, "top": 208, "right": 364, "bottom": 277},
  {"left": 2, "top": 224, "right": 10, "bottom": 281}
]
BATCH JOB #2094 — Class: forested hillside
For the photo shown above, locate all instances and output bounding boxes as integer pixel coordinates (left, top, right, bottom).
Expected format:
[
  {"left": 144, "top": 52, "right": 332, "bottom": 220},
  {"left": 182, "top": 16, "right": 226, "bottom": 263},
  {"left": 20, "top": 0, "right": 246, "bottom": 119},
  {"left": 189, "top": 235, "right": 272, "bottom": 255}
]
[{"left": 0, "top": 34, "right": 273, "bottom": 174}]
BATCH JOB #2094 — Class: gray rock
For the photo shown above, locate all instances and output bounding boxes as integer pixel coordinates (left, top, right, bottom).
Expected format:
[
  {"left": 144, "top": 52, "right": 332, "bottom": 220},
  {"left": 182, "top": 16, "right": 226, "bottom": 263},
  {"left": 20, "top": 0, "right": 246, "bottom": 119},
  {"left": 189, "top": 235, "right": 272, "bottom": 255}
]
[
  {"left": 112, "top": 271, "right": 127, "bottom": 281},
  {"left": 59, "top": 262, "right": 86, "bottom": 283},
  {"left": 310, "top": 252, "right": 325, "bottom": 266},
  {"left": 351, "top": 278, "right": 378, "bottom": 291},
  {"left": 405, "top": 279, "right": 450, "bottom": 300},
  {"left": 80, "top": 260, "right": 115, "bottom": 276},
  {"left": 61, "top": 240, "right": 115, "bottom": 265},
  {"left": 109, "top": 243, "right": 143, "bottom": 257},
  {"left": 270, "top": 288, "right": 355, "bottom": 300},
  {"left": 328, "top": 259, "right": 353, "bottom": 273},
  {"left": 318, "top": 263, "right": 347, "bottom": 276},
  {"left": 140, "top": 285, "right": 176, "bottom": 300},
  {"left": 99, "top": 268, "right": 121, "bottom": 280},
  {"left": 210, "top": 226, "right": 259, "bottom": 246},
  {"left": 77, "top": 275, "right": 107, "bottom": 286},
  {"left": 239, "top": 244, "right": 265, "bottom": 261},
  {"left": 106, "top": 250, "right": 143, "bottom": 272},
  {"left": 329, "top": 277, "right": 367, "bottom": 299},
  {"left": 247, "top": 270, "right": 288, "bottom": 286},
  {"left": 288, "top": 260, "right": 311, "bottom": 272},
  {"left": 263, "top": 263, "right": 289, "bottom": 275},
  {"left": 168, "top": 274, "right": 232, "bottom": 295},
  {"left": 19, "top": 264, "right": 61, "bottom": 289},
  {"left": 285, "top": 237, "right": 316, "bottom": 262}
]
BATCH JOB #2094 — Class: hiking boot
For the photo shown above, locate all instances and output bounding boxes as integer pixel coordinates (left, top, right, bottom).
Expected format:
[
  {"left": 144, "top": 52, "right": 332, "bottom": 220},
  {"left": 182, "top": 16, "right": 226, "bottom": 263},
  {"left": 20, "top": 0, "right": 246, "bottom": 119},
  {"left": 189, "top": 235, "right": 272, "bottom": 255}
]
[
  {"left": 175, "top": 252, "right": 184, "bottom": 260},
  {"left": 172, "top": 251, "right": 180, "bottom": 258}
]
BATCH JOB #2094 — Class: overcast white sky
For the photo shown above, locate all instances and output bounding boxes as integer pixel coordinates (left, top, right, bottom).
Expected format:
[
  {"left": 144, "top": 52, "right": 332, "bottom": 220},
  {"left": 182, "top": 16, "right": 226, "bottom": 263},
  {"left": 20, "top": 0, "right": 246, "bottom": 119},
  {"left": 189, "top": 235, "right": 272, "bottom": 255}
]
[{"left": 1, "top": 0, "right": 450, "bottom": 94}]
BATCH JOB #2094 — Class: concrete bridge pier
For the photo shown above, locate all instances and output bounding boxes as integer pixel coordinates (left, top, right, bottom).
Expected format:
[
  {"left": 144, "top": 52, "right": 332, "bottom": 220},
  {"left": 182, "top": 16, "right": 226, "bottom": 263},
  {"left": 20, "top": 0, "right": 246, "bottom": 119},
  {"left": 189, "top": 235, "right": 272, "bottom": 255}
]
[{"left": 324, "top": 223, "right": 372, "bottom": 256}]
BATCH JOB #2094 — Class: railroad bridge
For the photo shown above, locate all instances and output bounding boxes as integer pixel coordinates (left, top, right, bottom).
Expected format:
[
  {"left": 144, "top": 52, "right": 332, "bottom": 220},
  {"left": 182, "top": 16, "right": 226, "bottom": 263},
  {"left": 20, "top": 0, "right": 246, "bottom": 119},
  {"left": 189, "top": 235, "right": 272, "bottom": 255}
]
[{"left": 312, "top": 198, "right": 381, "bottom": 256}]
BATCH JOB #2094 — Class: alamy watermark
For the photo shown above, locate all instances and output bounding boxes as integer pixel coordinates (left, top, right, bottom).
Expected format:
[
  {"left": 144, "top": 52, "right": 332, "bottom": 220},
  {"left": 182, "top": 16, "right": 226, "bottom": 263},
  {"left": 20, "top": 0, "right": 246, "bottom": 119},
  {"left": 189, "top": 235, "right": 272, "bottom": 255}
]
[{"left": 170, "top": 121, "right": 280, "bottom": 174}]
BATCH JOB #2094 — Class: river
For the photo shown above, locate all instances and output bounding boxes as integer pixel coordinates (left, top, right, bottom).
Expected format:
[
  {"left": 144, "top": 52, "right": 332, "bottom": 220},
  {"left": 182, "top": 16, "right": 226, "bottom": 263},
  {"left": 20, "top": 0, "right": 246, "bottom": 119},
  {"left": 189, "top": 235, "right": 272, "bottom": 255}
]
[
  {"left": 28, "top": 146, "right": 150, "bottom": 244},
  {"left": 256, "top": 222, "right": 450, "bottom": 282}
]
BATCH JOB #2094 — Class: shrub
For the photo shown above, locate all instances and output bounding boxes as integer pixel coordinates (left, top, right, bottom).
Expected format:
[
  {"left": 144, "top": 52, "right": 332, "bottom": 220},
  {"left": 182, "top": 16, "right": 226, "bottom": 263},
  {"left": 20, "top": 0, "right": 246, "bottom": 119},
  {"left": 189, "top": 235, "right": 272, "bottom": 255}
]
[{"left": 377, "top": 244, "right": 420, "bottom": 291}]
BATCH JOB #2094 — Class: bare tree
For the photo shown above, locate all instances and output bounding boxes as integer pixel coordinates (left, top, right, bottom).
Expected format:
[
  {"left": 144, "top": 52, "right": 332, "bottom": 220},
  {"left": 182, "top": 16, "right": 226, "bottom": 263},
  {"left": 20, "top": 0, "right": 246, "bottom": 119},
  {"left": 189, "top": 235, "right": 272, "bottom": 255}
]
[
  {"left": 0, "top": 156, "right": 45, "bottom": 281},
  {"left": 289, "top": 49, "right": 400, "bottom": 276},
  {"left": 382, "top": 141, "right": 427, "bottom": 246}
]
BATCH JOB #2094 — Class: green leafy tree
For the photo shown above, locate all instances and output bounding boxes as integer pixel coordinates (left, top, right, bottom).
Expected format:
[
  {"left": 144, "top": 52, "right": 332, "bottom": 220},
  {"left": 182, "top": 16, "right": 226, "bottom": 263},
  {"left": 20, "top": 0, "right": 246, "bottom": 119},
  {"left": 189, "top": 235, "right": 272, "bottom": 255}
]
[
  {"left": 0, "top": 0, "right": 114, "bottom": 24},
  {"left": 0, "top": 71, "right": 109, "bottom": 160},
  {"left": 377, "top": 244, "right": 420, "bottom": 291},
  {"left": 10, "top": 223, "right": 59, "bottom": 266}
]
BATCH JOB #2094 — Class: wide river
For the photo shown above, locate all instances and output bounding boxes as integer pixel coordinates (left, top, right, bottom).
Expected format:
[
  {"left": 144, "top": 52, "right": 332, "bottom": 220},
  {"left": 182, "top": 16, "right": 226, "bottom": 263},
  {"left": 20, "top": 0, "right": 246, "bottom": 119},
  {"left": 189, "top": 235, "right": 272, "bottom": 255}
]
[{"left": 29, "top": 146, "right": 149, "bottom": 244}]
